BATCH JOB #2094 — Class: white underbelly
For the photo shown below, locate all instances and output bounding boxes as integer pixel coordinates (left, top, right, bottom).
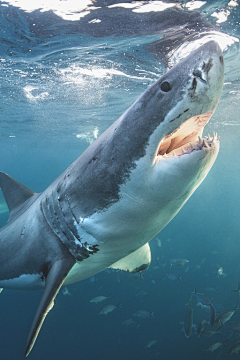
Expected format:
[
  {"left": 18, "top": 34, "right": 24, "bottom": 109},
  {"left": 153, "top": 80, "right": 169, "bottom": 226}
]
[
  {"left": 64, "top": 233, "right": 139, "bottom": 285},
  {"left": 64, "top": 253, "right": 108, "bottom": 285}
]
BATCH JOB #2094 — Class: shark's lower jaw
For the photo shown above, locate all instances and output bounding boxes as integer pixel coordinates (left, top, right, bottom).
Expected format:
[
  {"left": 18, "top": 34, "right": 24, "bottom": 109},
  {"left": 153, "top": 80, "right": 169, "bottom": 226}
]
[{"left": 156, "top": 111, "right": 219, "bottom": 160}]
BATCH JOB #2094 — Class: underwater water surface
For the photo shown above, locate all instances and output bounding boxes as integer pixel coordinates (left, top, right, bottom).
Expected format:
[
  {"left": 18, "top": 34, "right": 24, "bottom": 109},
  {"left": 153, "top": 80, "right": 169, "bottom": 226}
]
[{"left": 0, "top": 1, "right": 240, "bottom": 359}]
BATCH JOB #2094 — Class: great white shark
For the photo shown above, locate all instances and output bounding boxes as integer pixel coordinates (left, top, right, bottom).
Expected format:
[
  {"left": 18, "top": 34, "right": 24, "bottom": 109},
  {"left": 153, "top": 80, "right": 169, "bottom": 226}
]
[{"left": 0, "top": 40, "right": 224, "bottom": 356}]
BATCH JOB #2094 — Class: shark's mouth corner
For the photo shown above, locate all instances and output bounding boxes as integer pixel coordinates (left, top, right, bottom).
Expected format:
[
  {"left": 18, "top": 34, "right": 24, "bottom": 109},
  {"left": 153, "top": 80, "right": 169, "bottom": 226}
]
[{"left": 157, "top": 111, "right": 219, "bottom": 160}]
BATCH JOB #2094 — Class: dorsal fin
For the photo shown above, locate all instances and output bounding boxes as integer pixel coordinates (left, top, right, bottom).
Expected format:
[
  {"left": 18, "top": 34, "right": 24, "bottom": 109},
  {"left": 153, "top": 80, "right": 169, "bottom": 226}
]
[{"left": 0, "top": 172, "right": 36, "bottom": 222}]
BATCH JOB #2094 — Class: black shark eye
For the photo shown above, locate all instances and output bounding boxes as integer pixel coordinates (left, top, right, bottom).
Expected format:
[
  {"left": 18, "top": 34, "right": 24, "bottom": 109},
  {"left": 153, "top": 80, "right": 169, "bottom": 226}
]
[{"left": 160, "top": 81, "right": 171, "bottom": 92}]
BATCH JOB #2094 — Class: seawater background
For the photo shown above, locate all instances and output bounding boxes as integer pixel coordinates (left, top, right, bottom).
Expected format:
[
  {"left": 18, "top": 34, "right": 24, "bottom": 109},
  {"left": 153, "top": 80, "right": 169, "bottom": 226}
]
[{"left": 0, "top": 1, "right": 240, "bottom": 359}]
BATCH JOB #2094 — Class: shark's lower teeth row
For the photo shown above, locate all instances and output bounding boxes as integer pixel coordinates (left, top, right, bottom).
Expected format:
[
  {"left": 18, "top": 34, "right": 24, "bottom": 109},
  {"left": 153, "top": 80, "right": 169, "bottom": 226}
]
[{"left": 160, "top": 133, "right": 219, "bottom": 158}]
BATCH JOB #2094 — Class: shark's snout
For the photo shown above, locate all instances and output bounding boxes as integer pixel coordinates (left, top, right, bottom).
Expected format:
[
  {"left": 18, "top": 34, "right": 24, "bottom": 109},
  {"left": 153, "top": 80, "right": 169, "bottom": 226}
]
[{"left": 149, "top": 40, "right": 224, "bottom": 165}]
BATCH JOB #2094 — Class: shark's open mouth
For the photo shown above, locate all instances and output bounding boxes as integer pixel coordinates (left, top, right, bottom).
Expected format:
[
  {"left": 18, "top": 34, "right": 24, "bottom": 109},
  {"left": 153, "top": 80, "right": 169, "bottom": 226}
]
[{"left": 157, "top": 111, "right": 219, "bottom": 159}]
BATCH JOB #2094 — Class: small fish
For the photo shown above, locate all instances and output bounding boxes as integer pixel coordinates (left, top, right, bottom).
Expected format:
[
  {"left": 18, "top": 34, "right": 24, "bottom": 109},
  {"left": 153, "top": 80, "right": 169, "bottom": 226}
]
[
  {"left": 122, "top": 318, "right": 137, "bottom": 327},
  {"left": 215, "top": 303, "right": 239, "bottom": 325},
  {"left": 170, "top": 259, "right": 189, "bottom": 267},
  {"left": 183, "top": 303, "right": 193, "bottom": 338},
  {"left": 192, "top": 264, "right": 201, "bottom": 270},
  {"left": 209, "top": 250, "right": 218, "bottom": 255},
  {"left": 166, "top": 272, "right": 182, "bottom": 281},
  {"left": 133, "top": 310, "right": 154, "bottom": 319},
  {"left": 89, "top": 275, "right": 97, "bottom": 283},
  {"left": 62, "top": 286, "right": 72, "bottom": 296},
  {"left": 200, "top": 330, "right": 221, "bottom": 338},
  {"left": 192, "top": 288, "right": 211, "bottom": 308},
  {"left": 197, "top": 319, "right": 208, "bottom": 337},
  {"left": 224, "top": 321, "right": 240, "bottom": 332},
  {"left": 156, "top": 238, "right": 162, "bottom": 248},
  {"left": 206, "top": 342, "right": 223, "bottom": 352},
  {"left": 145, "top": 340, "right": 158, "bottom": 348},
  {"left": 217, "top": 266, "right": 226, "bottom": 277},
  {"left": 228, "top": 341, "right": 240, "bottom": 354},
  {"left": 90, "top": 295, "right": 110, "bottom": 304},
  {"left": 0, "top": 288, "right": 3, "bottom": 294},
  {"left": 98, "top": 303, "right": 122, "bottom": 315}
]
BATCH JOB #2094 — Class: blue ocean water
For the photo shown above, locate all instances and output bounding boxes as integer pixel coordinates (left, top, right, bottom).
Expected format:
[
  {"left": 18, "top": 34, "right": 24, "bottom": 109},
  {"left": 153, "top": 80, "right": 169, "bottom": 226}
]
[{"left": 0, "top": 1, "right": 240, "bottom": 359}]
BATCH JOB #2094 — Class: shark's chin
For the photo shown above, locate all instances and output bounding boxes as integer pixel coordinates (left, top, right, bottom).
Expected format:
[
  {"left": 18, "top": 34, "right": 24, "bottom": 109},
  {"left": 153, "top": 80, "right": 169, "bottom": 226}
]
[{"left": 156, "top": 111, "right": 219, "bottom": 161}]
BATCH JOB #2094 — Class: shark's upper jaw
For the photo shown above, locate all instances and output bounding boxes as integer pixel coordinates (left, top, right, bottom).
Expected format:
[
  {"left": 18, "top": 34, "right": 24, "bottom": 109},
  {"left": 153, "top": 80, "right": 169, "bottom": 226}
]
[{"left": 156, "top": 111, "right": 219, "bottom": 161}]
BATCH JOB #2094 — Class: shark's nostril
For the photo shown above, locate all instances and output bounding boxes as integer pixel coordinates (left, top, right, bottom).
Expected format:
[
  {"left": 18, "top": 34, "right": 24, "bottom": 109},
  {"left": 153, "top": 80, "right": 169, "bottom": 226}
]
[
  {"left": 193, "top": 69, "right": 202, "bottom": 78},
  {"left": 193, "top": 69, "right": 207, "bottom": 83}
]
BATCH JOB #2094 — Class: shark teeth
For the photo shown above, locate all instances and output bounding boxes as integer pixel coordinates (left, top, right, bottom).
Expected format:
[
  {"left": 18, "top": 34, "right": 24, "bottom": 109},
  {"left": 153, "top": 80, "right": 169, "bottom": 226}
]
[
  {"left": 158, "top": 134, "right": 219, "bottom": 159},
  {"left": 156, "top": 112, "right": 220, "bottom": 161},
  {"left": 157, "top": 112, "right": 219, "bottom": 159},
  {"left": 203, "top": 139, "right": 209, "bottom": 148}
]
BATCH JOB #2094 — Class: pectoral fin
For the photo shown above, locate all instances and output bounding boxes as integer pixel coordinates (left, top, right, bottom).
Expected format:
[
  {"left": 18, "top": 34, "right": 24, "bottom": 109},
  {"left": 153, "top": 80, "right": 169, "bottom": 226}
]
[
  {"left": 109, "top": 243, "right": 151, "bottom": 273},
  {"left": 25, "top": 255, "right": 76, "bottom": 357}
]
